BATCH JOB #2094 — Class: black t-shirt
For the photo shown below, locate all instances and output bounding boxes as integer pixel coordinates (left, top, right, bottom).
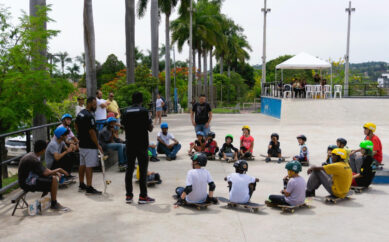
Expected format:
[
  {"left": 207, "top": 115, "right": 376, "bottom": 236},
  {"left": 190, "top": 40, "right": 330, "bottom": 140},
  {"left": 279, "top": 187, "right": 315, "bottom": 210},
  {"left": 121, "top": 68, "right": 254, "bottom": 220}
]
[
  {"left": 355, "top": 155, "right": 376, "bottom": 187},
  {"left": 18, "top": 152, "right": 45, "bottom": 190},
  {"left": 192, "top": 102, "right": 212, "bottom": 125},
  {"left": 121, "top": 105, "right": 152, "bottom": 149},
  {"left": 75, "top": 109, "right": 97, "bottom": 149},
  {"left": 269, "top": 141, "right": 280, "bottom": 150},
  {"left": 220, "top": 143, "right": 238, "bottom": 153}
]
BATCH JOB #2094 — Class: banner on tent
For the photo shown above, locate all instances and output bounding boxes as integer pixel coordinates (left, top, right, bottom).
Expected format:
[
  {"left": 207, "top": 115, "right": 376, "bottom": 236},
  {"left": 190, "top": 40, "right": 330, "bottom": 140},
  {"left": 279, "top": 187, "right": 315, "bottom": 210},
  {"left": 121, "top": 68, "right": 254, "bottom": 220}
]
[{"left": 261, "top": 97, "right": 281, "bottom": 119}]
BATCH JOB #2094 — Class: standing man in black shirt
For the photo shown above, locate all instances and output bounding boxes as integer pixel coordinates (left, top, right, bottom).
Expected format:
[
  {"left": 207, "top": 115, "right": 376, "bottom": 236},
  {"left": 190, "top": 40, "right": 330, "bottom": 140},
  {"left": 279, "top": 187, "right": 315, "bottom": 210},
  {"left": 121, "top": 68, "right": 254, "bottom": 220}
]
[
  {"left": 122, "top": 92, "right": 154, "bottom": 204},
  {"left": 75, "top": 97, "right": 104, "bottom": 195},
  {"left": 191, "top": 94, "right": 212, "bottom": 136}
]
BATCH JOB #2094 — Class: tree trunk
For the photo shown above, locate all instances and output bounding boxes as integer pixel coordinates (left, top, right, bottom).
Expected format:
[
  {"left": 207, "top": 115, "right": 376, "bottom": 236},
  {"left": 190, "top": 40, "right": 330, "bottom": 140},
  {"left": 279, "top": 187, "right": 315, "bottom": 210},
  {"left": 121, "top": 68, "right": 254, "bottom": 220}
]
[
  {"left": 164, "top": 13, "right": 171, "bottom": 113},
  {"left": 220, "top": 56, "right": 224, "bottom": 74},
  {"left": 203, "top": 49, "right": 207, "bottom": 96},
  {"left": 125, "top": 0, "right": 135, "bottom": 84},
  {"left": 228, "top": 65, "right": 231, "bottom": 78},
  {"left": 150, "top": 0, "right": 159, "bottom": 114},
  {"left": 197, "top": 47, "right": 202, "bottom": 94},
  {"left": 192, "top": 49, "right": 196, "bottom": 98},
  {"left": 30, "top": 0, "right": 47, "bottom": 143},
  {"left": 209, "top": 48, "right": 214, "bottom": 107},
  {"left": 83, "top": 0, "right": 97, "bottom": 97}
]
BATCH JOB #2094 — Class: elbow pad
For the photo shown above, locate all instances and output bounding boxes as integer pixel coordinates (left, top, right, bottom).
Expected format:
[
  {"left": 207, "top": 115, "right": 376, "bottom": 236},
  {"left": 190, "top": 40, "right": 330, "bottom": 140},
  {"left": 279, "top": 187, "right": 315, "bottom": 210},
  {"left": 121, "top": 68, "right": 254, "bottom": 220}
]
[
  {"left": 184, "top": 185, "right": 192, "bottom": 195},
  {"left": 208, "top": 182, "right": 216, "bottom": 191}
]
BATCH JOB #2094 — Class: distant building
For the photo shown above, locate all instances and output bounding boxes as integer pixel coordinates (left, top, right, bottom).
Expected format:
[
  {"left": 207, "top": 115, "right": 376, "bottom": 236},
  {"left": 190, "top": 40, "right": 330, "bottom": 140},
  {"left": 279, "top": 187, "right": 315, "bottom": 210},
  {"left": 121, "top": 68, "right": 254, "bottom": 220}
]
[{"left": 377, "top": 73, "right": 389, "bottom": 88}]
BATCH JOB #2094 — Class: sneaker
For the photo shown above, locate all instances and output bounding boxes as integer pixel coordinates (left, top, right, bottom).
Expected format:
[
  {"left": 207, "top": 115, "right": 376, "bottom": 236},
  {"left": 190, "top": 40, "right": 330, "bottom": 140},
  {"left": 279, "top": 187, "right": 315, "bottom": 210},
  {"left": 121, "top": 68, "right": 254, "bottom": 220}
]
[
  {"left": 79, "top": 183, "right": 87, "bottom": 192},
  {"left": 86, "top": 186, "right": 102, "bottom": 195},
  {"left": 66, "top": 175, "right": 76, "bottom": 180},
  {"left": 166, "top": 156, "right": 172, "bottom": 161},
  {"left": 265, "top": 157, "right": 271, "bottom": 163},
  {"left": 306, "top": 190, "right": 315, "bottom": 197},
  {"left": 138, "top": 196, "right": 155, "bottom": 204},
  {"left": 150, "top": 157, "right": 159, "bottom": 162},
  {"left": 126, "top": 195, "right": 133, "bottom": 204},
  {"left": 50, "top": 202, "right": 64, "bottom": 210}
]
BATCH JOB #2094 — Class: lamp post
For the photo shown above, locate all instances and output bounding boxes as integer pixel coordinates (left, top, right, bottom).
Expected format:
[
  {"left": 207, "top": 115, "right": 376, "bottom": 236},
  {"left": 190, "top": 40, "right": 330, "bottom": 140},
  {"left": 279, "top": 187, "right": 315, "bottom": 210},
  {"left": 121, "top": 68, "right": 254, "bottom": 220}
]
[
  {"left": 344, "top": 1, "right": 355, "bottom": 97},
  {"left": 188, "top": 0, "right": 193, "bottom": 110},
  {"left": 261, "top": 0, "right": 271, "bottom": 92}
]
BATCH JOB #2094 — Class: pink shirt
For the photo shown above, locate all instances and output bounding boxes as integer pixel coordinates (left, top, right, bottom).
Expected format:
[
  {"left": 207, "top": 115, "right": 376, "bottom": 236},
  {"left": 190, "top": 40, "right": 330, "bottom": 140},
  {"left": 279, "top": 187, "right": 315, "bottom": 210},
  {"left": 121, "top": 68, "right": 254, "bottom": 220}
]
[{"left": 240, "top": 135, "right": 254, "bottom": 152}]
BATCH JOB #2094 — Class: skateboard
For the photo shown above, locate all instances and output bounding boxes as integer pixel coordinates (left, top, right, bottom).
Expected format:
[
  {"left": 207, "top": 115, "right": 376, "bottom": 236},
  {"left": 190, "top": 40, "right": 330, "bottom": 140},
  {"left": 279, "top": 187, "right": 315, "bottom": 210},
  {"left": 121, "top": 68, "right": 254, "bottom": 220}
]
[
  {"left": 265, "top": 199, "right": 310, "bottom": 213},
  {"left": 350, "top": 186, "right": 369, "bottom": 193},
  {"left": 172, "top": 195, "right": 212, "bottom": 210},
  {"left": 28, "top": 197, "right": 51, "bottom": 216},
  {"left": 135, "top": 179, "right": 160, "bottom": 186},
  {"left": 260, "top": 154, "right": 289, "bottom": 162},
  {"left": 218, "top": 197, "right": 264, "bottom": 213},
  {"left": 325, "top": 195, "right": 352, "bottom": 204},
  {"left": 99, "top": 152, "right": 112, "bottom": 193},
  {"left": 241, "top": 156, "right": 256, "bottom": 161}
]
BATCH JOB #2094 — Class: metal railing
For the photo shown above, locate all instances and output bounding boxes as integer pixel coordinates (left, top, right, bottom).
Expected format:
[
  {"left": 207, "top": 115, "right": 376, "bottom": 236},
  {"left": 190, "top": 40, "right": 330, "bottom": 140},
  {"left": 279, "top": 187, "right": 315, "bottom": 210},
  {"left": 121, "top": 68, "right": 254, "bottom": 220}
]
[{"left": 349, "top": 83, "right": 389, "bottom": 97}]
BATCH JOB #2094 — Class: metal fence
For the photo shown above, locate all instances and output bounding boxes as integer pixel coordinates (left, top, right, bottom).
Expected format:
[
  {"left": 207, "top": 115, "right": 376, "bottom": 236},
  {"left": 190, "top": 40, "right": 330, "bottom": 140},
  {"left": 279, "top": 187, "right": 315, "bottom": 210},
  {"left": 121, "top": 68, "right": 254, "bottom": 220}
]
[{"left": 349, "top": 83, "right": 389, "bottom": 97}]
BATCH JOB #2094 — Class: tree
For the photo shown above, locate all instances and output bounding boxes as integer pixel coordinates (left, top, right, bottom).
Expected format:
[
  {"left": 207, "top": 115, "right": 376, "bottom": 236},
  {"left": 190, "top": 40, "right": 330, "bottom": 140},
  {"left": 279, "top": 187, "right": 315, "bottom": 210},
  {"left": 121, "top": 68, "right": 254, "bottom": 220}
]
[
  {"left": 56, "top": 51, "right": 72, "bottom": 76},
  {"left": 98, "top": 54, "right": 125, "bottom": 87},
  {"left": 83, "top": 0, "right": 97, "bottom": 97},
  {"left": 125, "top": 0, "right": 135, "bottom": 83},
  {"left": 66, "top": 63, "right": 80, "bottom": 82},
  {"left": 75, "top": 52, "right": 85, "bottom": 75}
]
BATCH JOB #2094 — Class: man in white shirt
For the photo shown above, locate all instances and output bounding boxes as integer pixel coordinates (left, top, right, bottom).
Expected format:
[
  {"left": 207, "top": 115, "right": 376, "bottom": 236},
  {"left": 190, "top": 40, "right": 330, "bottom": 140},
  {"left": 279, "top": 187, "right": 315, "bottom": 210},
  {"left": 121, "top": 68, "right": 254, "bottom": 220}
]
[
  {"left": 75, "top": 96, "right": 85, "bottom": 115},
  {"left": 174, "top": 153, "right": 218, "bottom": 205},
  {"left": 157, "top": 122, "right": 181, "bottom": 161},
  {"left": 95, "top": 90, "right": 110, "bottom": 131},
  {"left": 226, "top": 160, "right": 259, "bottom": 204}
]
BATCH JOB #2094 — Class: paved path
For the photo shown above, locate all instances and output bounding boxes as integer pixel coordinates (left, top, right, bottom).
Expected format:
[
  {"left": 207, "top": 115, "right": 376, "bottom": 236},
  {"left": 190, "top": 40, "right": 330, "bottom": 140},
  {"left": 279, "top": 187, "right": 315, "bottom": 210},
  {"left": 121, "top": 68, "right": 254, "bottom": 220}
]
[{"left": 1, "top": 112, "right": 388, "bottom": 242}]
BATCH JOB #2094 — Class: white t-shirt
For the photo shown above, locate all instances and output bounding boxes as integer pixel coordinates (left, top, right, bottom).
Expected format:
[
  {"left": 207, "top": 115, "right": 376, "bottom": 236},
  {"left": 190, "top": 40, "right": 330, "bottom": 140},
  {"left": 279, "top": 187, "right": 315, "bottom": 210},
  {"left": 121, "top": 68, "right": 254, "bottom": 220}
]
[
  {"left": 95, "top": 98, "right": 107, "bottom": 120},
  {"left": 76, "top": 105, "right": 84, "bottom": 116},
  {"left": 227, "top": 173, "right": 256, "bottom": 204},
  {"left": 185, "top": 168, "right": 213, "bottom": 203},
  {"left": 156, "top": 98, "right": 164, "bottom": 108},
  {"left": 157, "top": 132, "right": 174, "bottom": 145}
]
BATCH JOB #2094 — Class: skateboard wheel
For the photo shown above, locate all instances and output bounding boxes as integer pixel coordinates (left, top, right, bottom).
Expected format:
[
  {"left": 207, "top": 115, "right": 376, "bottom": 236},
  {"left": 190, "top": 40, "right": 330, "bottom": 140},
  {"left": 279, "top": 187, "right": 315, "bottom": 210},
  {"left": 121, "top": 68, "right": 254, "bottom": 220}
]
[
  {"left": 249, "top": 208, "right": 254, "bottom": 213},
  {"left": 254, "top": 208, "right": 259, "bottom": 212}
]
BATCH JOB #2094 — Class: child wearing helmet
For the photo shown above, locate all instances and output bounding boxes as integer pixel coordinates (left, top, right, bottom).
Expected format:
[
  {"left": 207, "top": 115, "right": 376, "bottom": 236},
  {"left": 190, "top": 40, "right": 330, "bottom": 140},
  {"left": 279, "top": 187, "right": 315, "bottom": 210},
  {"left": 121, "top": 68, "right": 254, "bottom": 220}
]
[
  {"left": 157, "top": 123, "right": 181, "bottom": 161},
  {"left": 266, "top": 161, "right": 306, "bottom": 206},
  {"left": 188, "top": 131, "right": 206, "bottom": 156},
  {"left": 323, "top": 145, "right": 338, "bottom": 165},
  {"left": 99, "top": 117, "right": 127, "bottom": 171},
  {"left": 204, "top": 132, "right": 219, "bottom": 160},
  {"left": 266, "top": 133, "right": 283, "bottom": 163},
  {"left": 225, "top": 160, "right": 259, "bottom": 204},
  {"left": 336, "top": 138, "right": 350, "bottom": 164},
  {"left": 352, "top": 140, "right": 377, "bottom": 188},
  {"left": 218, "top": 134, "right": 239, "bottom": 162},
  {"left": 306, "top": 148, "right": 352, "bottom": 198},
  {"left": 175, "top": 153, "right": 218, "bottom": 206},
  {"left": 56, "top": 113, "right": 79, "bottom": 149},
  {"left": 293, "top": 135, "right": 309, "bottom": 166},
  {"left": 136, "top": 165, "right": 162, "bottom": 185},
  {"left": 239, "top": 125, "right": 254, "bottom": 159}
]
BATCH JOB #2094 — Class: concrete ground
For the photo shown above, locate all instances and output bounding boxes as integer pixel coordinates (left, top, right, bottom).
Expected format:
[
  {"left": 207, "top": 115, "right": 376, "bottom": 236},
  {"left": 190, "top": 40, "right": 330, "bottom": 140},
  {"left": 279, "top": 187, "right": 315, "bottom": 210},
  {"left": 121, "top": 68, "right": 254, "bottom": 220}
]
[{"left": 1, "top": 99, "right": 389, "bottom": 242}]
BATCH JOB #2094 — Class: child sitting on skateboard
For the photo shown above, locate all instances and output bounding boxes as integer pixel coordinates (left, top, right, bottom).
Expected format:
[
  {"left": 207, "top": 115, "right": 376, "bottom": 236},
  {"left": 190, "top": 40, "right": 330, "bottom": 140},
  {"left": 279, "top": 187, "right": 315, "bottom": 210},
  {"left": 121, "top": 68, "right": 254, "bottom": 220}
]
[
  {"left": 188, "top": 131, "right": 206, "bottom": 156},
  {"left": 204, "top": 132, "right": 219, "bottom": 160},
  {"left": 322, "top": 145, "right": 337, "bottom": 165},
  {"left": 175, "top": 153, "right": 218, "bottom": 206},
  {"left": 225, "top": 160, "right": 259, "bottom": 204},
  {"left": 352, "top": 140, "right": 376, "bottom": 188},
  {"left": 305, "top": 148, "right": 352, "bottom": 198},
  {"left": 266, "top": 133, "right": 283, "bottom": 163},
  {"left": 336, "top": 138, "right": 350, "bottom": 164},
  {"left": 266, "top": 161, "right": 306, "bottom": 206},
  {"left": 136, "top": 164, "right": 162, "bottom": 184},
  {"left": 218, "top": 134, "right": 239, "bottom": 162},
  {"left": 293, "top": 135, "right": 309, "bottom": 166},
  {"left": 239, "top": 125, "right": 254, "bottom": 159}
]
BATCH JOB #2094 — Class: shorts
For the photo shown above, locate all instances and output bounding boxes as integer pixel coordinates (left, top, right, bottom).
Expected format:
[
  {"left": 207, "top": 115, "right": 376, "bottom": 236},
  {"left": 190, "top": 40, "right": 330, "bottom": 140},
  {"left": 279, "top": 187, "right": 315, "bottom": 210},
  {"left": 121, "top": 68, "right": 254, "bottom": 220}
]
[
  {"left": 79, "top": 148, "right": 99, "bottom": 167},
  {"left": 156, "top": 107, "right": 163, "bottom": 112},
  {"left": 268, "top": 148, "right": 281, "bottom": 157},
  {"left": 23, "top": 177, "right": 53, "bottom": 193}
]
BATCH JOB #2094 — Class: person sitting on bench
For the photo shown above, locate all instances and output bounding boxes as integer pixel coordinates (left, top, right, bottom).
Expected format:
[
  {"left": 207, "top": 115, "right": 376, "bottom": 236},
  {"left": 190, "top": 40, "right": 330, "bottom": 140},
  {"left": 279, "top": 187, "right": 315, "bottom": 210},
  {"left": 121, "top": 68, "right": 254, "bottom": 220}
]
[
  {"left": 305, "top": 148, "right": 352, "bottom": 198},
  {"left": 352, "top": 141, "right": 377, "bottom": 188},
  {"left": 45, "top": 127, "right": 76, "bottom": 181},
  {"left": 18, "top": 140, "right": 69, "bottom": 210}
]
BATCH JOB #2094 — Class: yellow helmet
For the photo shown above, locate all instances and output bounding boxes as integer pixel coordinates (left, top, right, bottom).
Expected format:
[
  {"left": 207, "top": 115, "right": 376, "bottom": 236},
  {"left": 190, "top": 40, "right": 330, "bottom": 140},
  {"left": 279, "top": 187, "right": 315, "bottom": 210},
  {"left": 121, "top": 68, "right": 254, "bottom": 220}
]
[
  {"left": 242, "top": 125, "right": 250, "bottom": 131},
  {"left": 331, "top": 148, "right": 347, "bottom": 160},
  {"left": 363, "top": 122, "right": 376, "bottom": 132}
]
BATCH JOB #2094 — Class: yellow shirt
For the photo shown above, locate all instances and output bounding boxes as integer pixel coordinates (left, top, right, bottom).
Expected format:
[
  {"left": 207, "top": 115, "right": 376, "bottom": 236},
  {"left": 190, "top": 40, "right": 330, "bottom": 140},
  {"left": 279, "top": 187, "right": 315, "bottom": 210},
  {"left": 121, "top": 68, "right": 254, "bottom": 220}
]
[
  {"left": 107, "top": 100, "right": 120, "bottom": 118},
  {"left": 323, "top": 162, "right": 352, "bottom": 198}
]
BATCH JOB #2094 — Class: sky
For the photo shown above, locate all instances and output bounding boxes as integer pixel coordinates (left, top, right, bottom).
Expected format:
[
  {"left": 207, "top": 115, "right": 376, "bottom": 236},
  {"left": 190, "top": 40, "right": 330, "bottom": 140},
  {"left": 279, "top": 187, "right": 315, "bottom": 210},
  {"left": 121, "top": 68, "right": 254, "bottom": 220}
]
[{"left": 2, "top": 0, "right": 389, "bottom": 67}]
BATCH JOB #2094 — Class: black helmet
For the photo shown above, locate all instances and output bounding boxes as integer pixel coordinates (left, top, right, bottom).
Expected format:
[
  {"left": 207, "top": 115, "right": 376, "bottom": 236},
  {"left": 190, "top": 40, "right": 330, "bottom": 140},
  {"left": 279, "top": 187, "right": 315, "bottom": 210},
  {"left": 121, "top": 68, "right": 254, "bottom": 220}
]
[
  {"left": 271, "top": 133, "right": 279, "bottom": 140},
  {"left": 191, "top": 153, "right": 207, "bottom": 167},
  {"left": 336, "top": 138, "right": 347, "bottom": 146},
  {"left": 208, "top": 131, "right": 215, "bottom": 139},
  {"left": 328, "top": 145, "right": 337, "bottom": 151},
  {"left": 233, "top": 160, "right": 248, "bottom": 173},
  {"left": 296, "top": 134, "right": 307, "bottom": 141}
]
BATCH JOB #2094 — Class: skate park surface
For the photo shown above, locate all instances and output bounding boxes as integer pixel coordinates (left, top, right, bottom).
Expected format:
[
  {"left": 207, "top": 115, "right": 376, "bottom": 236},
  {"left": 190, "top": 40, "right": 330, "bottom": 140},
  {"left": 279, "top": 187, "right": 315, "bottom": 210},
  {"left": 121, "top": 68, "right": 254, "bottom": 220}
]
[{"left": 1, "top": 98, "right": 388, "bottom": 242}]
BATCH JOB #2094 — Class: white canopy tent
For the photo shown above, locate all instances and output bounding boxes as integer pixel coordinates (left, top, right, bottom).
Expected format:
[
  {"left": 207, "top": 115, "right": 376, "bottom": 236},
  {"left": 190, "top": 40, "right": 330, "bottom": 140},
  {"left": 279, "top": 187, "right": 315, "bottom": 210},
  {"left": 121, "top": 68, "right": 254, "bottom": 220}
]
[{"left": 275, "top": 52, "right": 332, "bottom": 86}]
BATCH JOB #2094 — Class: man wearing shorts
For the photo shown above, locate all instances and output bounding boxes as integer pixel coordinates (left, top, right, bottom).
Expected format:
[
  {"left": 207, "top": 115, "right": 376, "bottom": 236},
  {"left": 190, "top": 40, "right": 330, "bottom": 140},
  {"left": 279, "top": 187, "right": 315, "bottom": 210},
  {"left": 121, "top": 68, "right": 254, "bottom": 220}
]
[
  {"left": 75, "top": 97, "right": 104, "bottom": 195},
  {"left": 18, "top": 140, "right": 68, "bottom": 210}
]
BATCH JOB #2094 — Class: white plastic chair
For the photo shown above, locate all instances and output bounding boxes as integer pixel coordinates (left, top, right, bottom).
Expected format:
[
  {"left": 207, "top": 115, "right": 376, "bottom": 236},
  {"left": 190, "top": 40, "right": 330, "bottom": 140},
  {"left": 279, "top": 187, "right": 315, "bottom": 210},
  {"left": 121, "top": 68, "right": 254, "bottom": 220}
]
[
  {"left": 305, "top": 85, "right": 314, "bottom": 98},
  {"left": 270, "top": 85, "right": 275, "bottom": 97},
  {"left": 334, "top": 85, "right": 342, "bottom": 98},
  {"left": 323, "top": 85, "right": 332, "bottom": 98},
  {"left": 314, "top": 85, "right": 323, "bottom": 99},
  {"left": 283, "top": 84, "right": 292, "bottom": 98}
]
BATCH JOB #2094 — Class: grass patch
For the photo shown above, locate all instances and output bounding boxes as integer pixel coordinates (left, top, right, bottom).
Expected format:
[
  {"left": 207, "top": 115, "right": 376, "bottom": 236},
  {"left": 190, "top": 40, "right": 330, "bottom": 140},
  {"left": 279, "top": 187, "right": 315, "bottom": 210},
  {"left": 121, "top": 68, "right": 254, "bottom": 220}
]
[
  {"left": 212, "top": 108, "right": 240, "bottom": 114},
  {"left": 1, "top": 174, "right": 19, "bottom": 195}
]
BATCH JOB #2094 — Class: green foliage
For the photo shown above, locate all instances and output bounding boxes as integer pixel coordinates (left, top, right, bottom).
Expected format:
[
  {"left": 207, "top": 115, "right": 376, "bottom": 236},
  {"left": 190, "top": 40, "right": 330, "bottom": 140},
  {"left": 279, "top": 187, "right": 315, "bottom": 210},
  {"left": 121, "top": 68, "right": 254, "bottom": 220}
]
[
  {"left": 0, "top": 6, "right": 74, "bottom": 133},
  {"left": 98, "top": 54, "right": 125, "bottom": 87},
  {"left": 213, "top": 72, "right": 249, "bottom": 106},
  {"left": 47, "top": 96, "right": 77, "bottom": 122}
]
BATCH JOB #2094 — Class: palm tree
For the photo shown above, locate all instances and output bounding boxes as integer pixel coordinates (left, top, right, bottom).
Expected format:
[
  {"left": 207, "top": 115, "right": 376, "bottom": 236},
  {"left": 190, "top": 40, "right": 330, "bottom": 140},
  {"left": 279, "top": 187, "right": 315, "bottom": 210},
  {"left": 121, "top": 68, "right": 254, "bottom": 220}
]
[
  {"left": 83, "top": 0, "right": 97, "bottom": 97},
  {"left": 47, "top": 52, "right": 59, "bottom": 76},
  {"left": 66, "top": 63, "right": 80, "bottom": 82},
  {"left": 125, "top": 0, "right": 135, "bottom": 83},
  {"left": 56, "top": 51, "right": 72, "bottom": 76},
  {"left": 75, "top": 53, "right": 86, "bottom": 75}
]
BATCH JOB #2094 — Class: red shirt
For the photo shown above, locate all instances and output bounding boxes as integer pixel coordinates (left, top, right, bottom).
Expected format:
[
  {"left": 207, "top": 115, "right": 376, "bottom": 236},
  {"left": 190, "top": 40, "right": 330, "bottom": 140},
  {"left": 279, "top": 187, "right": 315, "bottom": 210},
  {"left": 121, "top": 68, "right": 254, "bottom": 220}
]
[
  {"left": 365, "top": 135, "right": 383, "bottom": 163},
  {"left": 240, "top": 135, "right": 254, "bottom": 153}
]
